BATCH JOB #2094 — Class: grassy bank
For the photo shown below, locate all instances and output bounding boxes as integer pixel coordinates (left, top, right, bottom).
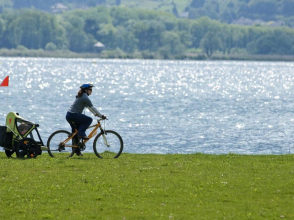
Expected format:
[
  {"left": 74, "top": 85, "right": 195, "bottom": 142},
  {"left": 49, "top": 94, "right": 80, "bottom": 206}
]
[
  {"left": 1, "top": 152, "right": 294, "bottom": 219},
  {"left": 1, "top": 48, "right": 294, "bottom": 61}
]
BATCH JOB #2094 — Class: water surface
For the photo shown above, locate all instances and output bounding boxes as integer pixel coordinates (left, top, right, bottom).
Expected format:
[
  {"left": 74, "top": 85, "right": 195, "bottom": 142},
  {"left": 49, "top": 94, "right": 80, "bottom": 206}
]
[{"left": 1, "top": 58, "right": 294, "bottom": 154}]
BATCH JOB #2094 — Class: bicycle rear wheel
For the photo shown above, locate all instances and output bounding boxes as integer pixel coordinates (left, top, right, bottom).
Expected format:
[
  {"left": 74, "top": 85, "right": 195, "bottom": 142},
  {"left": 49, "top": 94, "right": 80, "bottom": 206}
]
[
  {"left": 93, "top": 130, "right": 123, "bottom": 159},
  {"left": 47, "top": 130, "right": 75, "bottom": 158}
]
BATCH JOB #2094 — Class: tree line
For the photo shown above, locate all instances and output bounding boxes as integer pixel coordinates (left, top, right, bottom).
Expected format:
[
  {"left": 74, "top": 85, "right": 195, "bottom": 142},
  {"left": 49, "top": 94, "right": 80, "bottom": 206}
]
[
  {"left": 6, "top": 0, "right": 294, "bottom": 28},
  {"left": 0, "top": 6, "right": 294, "bottom": 58},
  {"left": 188, "top": 0, "right": 294, "bottom": 26}
]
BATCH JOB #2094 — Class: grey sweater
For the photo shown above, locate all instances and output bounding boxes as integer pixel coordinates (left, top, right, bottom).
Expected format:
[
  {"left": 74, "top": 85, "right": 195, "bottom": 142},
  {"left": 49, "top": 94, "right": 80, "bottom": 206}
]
[{"left": 68, "top": 93, "right": 102, "bottom": 117}]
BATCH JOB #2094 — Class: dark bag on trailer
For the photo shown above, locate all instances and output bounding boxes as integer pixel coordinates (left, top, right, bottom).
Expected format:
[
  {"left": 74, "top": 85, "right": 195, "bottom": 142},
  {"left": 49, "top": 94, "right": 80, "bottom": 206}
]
[{"left": 0, "top": 126, "right": 13, "bottom": 148}]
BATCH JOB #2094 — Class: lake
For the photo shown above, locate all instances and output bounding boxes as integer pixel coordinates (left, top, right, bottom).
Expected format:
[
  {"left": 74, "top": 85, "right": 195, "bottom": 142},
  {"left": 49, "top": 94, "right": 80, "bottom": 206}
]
[{"left": 1, "top": 57, "right": 294, "bottom": 155}]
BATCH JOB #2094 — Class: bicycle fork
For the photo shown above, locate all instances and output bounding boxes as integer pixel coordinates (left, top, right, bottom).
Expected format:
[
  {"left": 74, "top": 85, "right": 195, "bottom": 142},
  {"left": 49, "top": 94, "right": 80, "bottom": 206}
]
[{"left": 100, "top": 129, "right": 110, "bottom": 147}]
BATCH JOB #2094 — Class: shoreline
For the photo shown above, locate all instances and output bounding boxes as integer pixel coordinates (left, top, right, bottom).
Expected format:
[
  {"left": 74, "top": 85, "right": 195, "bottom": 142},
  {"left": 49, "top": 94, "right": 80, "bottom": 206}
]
[{"left": 0, "top": 49, "right": 294, "bottom": 62}]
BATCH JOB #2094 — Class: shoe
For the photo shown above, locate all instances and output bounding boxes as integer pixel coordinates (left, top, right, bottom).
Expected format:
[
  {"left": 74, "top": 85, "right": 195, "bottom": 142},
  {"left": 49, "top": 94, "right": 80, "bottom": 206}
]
[
  {"left": 78, "top": 135, "right": 90, "bottom": 140},
  {"left": 76, "top": 151, "right": 83, "bottom": 156},
  {"left": 75, "top": 147, "right": 83, "bottom": 156}
]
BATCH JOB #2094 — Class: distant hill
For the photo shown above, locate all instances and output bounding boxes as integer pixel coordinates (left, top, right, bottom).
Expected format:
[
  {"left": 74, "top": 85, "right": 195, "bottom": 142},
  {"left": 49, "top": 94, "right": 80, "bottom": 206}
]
[
  {"left": 188, "top": 0, "right": 294, "bottom": 28},
  {"left": 9, "top": 0, "right": 191, "bottom": 15},
  {"left": 1, "top": 1, "right": 294, "bottom": 59},
  {"left": 2, "top": 0, "right": 294, "bottom": 28}
]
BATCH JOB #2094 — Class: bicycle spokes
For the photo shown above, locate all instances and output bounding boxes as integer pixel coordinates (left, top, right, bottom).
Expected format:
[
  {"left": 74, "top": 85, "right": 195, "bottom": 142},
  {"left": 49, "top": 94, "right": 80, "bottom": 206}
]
[
  {"left": 47, "top": 130, "right": 75, "bottom": 158},
  {"left": 93, "top": 130, "right": 123, "bottom": 159}
]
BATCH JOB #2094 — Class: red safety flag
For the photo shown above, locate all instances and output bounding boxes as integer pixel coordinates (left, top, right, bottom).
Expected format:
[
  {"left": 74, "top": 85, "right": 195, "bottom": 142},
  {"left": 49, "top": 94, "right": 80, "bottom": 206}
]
[{"left": 0, "top": 76, "right": 9, "bottom": 87}]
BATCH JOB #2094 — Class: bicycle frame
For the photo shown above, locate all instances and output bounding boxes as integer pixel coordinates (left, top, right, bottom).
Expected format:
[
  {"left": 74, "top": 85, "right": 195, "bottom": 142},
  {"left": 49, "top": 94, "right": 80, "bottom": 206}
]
[
  {"left": 47, "top": 117, "right": 123, "bottom": 159},
  {"left": 61, "top": 119, "right": 103, "bottom": 148}
]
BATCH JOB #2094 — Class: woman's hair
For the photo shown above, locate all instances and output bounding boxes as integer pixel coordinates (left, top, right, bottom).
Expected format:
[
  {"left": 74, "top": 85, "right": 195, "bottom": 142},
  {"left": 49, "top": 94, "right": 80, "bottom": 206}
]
[{"left": 76, "top": 88, "right": 86, "bottom": 98}]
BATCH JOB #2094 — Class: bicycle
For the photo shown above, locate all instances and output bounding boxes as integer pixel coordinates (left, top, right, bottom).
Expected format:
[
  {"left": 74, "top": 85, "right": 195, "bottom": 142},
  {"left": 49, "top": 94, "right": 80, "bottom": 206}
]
[{"left": 46, "top": 118, "right": 123, "bottom": 159}]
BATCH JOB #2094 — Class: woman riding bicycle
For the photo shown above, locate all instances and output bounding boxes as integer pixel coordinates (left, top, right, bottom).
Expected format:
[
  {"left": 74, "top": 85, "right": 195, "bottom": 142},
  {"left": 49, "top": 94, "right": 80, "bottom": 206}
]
[
  {"left": 46, "top": 83, "right": 122, "bottom": 158},
  {"left": 66, "top": 83, "right": 106, "bottom": 140}
]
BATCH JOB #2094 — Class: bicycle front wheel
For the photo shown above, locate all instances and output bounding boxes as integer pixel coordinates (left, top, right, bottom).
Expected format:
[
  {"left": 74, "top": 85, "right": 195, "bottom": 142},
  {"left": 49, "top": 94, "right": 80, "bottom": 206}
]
[
  {"left": 47, "top": 130, "right": 75, "bottom": 158},
  {"left": 93, "top": 130, "right": 123, "bottom": 159}
]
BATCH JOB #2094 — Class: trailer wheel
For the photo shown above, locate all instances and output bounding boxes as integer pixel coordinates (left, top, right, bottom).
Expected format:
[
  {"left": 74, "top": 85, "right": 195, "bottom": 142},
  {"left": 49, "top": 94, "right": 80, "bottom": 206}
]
[{"left": 16, "top": 138, "right": 40, "bottom": 159}]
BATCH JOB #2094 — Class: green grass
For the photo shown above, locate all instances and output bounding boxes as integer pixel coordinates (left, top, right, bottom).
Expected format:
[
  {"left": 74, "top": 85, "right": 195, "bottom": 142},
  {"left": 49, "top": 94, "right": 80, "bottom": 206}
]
[{"left": 1, "top": 152, "right": 294, "bottom": 219}]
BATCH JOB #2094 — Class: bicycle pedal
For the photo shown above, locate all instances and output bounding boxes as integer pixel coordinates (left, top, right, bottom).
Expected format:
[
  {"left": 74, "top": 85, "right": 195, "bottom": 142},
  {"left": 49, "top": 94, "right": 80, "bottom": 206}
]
[{"left": 77, "top": 143, "right": 86, "bottom": 151}]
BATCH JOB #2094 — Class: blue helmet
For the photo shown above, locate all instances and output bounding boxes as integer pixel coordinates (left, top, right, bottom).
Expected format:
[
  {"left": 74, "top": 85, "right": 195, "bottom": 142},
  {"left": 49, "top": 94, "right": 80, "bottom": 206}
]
[{"left": 80, "top": 83, "right": 94, "bottom": 89}]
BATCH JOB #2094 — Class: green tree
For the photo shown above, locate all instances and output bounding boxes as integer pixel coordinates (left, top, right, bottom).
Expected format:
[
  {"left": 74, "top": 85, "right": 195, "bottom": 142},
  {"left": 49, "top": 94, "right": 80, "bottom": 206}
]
[
  {"left": 68, "top": 29, "right": 89, "bottom": 52},
  {"left": 178, "top": 31, "right": 192, "bottom": 48},
  {"left": 190, "top": 0, "right": 220, "bottom": 20},
  {"left": 1, "top": 5, "right": 294, "bottom": 57},
  {"left": 39, "top": 16, "right": 67, "bottom": 49},
  {"left": 81, "top": 7, "right": 112, "bottom": 38},
  {"left": 110, "top": 6, "right": 138, "bottom": 26},
  {"left": 1, "top": 10, "right": 66, "bottom": 49},
  {"left": 234, "top": 27, "right": 249, "bottom": 49},
  {"left": 16, "top": 45, "right": 28, "bottom": 51},
  {"left": 282, "top": 0, "right": 294, "bottom": 17},
  {"left": 237, "top": 2, "right": 249, "bottom": 19},
  {"left": 62, "top": 13, "right": 95, "bottom": 52},
  {"left": 97, "top": 23, "right": 117, "bottom": 50},
  {"left": 66, "top": 15, "right": 84, "bottom": 30},
  {"left": 45, "top": 42, "right": 57, "bottom": 51},
  {"left": 275, "top": 30, "right": 294, "bottom": 54},
  {"left": 190, "top": 0, "right": 205, "bottom": 8},
  {"left": 1, "top": 18, "right": 20, "bottom": 48},
  {"left": 220, "top": 8, "right": 236, "bottom": 23},
  {"left": 218, "top": 25, "right": 235, "bottom": 54},
  {"left": 160, "top": 31, "right": 185, "bottom": 56},
  {"left": 200, "top": 31, "right": 221, "bottom": 57},
  {"left": 0, "top": 18, "right": 5, "bottom": 38},
  {"left": 247, "top": 29, "right": 294, "bottom": 54},
  {"left": 158, "top": 15, "right": 177, "bottom": 31},
  {"left": 84, "top": 19, "right": 100, "bottom": 37},
  {"left": 190, "top": 17, "right": 220, "bottom": 48},
  {"left": 172, "top": 2, "right": 178, "bottom": 17},
  {"left": 115, "top": 26, "right": 137, "bottom": 53},
  {"left": 133, "top": 20, "right": 165, "bottom": 52},
  {"left": 248, "top": 0, "right": 278, "bottom": 18}
]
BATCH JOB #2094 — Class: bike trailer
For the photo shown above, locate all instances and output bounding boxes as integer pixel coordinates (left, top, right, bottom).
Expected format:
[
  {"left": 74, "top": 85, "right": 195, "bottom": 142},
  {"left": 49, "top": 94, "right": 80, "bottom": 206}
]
[
  {"left": 0, "top": 125, "right": 12, "bottom": 148},
  {"left": 1, "top": 112, "right": 48, "bottom": 158}
]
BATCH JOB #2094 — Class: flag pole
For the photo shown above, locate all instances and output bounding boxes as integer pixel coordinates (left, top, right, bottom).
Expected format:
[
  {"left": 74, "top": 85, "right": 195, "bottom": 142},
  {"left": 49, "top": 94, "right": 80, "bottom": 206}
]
[{"left": 0, "top": 76, "right": 10, "bottom": 118}]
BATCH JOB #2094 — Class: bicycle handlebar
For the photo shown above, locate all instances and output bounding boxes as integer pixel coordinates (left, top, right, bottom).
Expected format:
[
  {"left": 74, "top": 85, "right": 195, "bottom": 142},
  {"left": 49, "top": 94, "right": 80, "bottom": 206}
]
[{"left": 97, "top": 117, "right": 108, "bottom": 122}]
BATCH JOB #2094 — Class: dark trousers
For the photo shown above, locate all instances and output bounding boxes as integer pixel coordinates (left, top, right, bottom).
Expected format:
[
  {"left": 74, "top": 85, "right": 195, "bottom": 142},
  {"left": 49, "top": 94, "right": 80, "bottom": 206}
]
[{"left": 66, "top": 112, "right": 92, "bottom": 137}]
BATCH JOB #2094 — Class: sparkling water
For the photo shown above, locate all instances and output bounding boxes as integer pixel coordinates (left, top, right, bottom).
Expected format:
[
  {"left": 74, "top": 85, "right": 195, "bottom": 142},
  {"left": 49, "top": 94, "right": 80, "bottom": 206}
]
[{"left": 1, "top": 57, "right": 294, "bottom": 154}]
